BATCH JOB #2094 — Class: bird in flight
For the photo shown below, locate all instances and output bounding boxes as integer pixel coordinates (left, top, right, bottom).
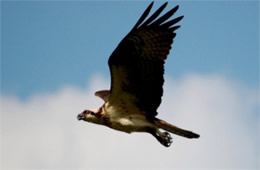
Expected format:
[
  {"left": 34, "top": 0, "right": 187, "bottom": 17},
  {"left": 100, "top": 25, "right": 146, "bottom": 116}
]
[{"left": 77, "top": 2, "right": 200, "bottom": 147}]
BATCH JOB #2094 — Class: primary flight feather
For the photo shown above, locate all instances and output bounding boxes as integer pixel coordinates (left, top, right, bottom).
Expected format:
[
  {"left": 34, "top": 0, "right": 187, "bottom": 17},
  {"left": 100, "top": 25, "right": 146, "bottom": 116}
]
[{"left": 77, "top": 2, "right": 200, "bottom": 147}]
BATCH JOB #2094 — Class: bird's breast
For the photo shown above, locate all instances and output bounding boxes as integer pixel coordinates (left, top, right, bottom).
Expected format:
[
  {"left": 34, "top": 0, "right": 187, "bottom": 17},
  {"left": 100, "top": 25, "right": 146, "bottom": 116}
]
[{"left": 103, "top": 102, "right": 154, "bottom": 133}]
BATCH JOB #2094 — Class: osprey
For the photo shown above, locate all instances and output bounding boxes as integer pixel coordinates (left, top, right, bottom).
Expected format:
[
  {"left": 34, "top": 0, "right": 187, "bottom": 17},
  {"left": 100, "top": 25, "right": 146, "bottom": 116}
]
[{"left": 78, "top": 2, "right": 200, "bottom": 147}]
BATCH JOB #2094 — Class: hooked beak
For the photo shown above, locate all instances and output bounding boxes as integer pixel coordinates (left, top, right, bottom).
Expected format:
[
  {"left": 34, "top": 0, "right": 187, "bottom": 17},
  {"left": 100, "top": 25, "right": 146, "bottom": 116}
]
[{"left": 77, "top": 113, "right": 85, "bottom": 121}]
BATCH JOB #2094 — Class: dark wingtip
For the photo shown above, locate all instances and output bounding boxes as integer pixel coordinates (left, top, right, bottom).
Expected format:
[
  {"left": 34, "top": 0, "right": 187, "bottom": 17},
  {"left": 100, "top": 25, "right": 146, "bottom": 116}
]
[
  {"left": 147, "top": 1, "right": 154, "bottom": 11},
  {"left": 170, "top": 25, "right": 181, "bottom": 32},
  {"left": 162, "top": 2, "right": 168, "bottom": 8},
  {"left": 191, "top": 132, "right": 200, "bottom": 139},
  {"left": 162, "top": 15, "right": 184, "bottom": 30},
  {"left": 162, "top": 2, "right": 168, "bottom": 6},
  {"left": 149, "top": 4, "right": 181, "bottom": 27},
  {"left": 141, "top": 1, "right": 169, "bottom": 27},
  {"left": 175, "top": 5, "right": 179, "bottom": 11},
  {"left": 131, "top": 1, "right": 154, "bottom": 30}
]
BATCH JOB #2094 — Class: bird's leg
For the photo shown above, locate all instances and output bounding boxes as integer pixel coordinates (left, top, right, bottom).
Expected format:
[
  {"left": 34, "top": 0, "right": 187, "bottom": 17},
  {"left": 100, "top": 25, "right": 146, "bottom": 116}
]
[{"left": 147, "top": 128, "right": 173, "bottom": 147}]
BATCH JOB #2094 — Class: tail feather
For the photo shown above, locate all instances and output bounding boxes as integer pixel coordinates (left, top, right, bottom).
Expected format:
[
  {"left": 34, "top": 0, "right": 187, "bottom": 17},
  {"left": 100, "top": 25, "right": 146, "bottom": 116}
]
[{"left": 155, "top": 118, "right": 200, "bottom": 139}]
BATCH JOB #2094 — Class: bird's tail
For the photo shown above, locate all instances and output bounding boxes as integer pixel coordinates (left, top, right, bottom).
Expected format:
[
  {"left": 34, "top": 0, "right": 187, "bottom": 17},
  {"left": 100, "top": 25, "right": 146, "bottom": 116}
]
[{"left": 154, "top": 118, "right": 200, "bottom": 139}]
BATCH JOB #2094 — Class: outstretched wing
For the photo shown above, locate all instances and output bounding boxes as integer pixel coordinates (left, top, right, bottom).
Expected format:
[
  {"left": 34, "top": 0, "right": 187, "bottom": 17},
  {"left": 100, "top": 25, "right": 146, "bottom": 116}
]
[
  {"left": 108, "top": 2, "right": 183, "bottom": 118},
  {"left": 95, "top": 90, "right": 110, "bottom": 102}
]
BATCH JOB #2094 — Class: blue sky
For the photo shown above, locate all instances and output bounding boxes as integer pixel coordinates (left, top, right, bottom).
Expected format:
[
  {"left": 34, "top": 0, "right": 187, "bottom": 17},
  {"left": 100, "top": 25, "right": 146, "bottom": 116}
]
[
  {"left": 1, "top": 1, "right": 259, "bottom": 169},
  {"left": 1, "top": 1, "right": 259, "bottom": 99}
]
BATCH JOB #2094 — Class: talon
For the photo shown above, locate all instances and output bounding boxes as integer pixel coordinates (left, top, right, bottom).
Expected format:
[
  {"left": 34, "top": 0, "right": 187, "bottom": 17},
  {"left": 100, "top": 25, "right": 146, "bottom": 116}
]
[
  {"left": 162, "top": 132, "right": 173, "bottom": 147},
  {"left": 150, "top": 129, "right": 173, "bottom": 147},
  {"left": 163, "top": 132, "right": 171, "bottom": 138}
]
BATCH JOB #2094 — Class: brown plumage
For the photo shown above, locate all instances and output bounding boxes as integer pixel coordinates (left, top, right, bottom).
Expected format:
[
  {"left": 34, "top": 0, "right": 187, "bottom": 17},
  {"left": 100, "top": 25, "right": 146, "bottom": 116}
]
[{"left": 77, "top": 2, "right": 200, "bottom": 147}]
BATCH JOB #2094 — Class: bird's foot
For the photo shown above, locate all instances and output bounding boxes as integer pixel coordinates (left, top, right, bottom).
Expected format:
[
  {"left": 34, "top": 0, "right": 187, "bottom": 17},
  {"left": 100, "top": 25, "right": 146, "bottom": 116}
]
[{"left": 159, "top": 132, "right": 173, "bottom": 147}]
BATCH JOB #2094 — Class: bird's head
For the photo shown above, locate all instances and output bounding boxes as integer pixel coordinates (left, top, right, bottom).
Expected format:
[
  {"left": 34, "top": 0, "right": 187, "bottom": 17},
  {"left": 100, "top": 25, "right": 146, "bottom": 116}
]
[
  {"left": 77, "top": 109, "right": 103, "bottom": 124},
  {"left": 78, "top": 110, "right": 95, "bottom": 121}
]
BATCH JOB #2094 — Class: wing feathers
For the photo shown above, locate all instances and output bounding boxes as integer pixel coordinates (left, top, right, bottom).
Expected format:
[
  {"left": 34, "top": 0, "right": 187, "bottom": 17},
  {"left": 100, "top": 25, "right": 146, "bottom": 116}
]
[
  {"left": 95, "top": 90, "right": 110, "bottom": 102},
  {"left": 108, "top": 2, "right": 183, "bottom": 117},
  {"left": 140, "top": 2, "right": 168, "bottom": 28},
  {"left": 161, "top": 15, "right": 184, "bottom": 29},
  {"left": 132, "top": 2, "right": 154, "bottom": 31},
  {"left": 150, "top": 5, "right": 179, "bottom": 27}
]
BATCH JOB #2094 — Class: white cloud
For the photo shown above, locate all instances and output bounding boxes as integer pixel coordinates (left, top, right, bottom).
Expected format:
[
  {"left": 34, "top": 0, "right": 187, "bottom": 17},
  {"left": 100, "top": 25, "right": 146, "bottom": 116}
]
[{"left": 1, "top": 73, "right": 259, "bottom": 169}]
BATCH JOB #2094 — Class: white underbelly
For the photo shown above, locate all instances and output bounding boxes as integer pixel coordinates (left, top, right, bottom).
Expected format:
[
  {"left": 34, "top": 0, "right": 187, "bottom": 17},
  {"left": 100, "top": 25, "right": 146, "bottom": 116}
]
[
  {"left": 109, "top": 115, "right": 154, "bottom": 133},
  {"left": 104, "top": 101, "right": 154, "bottom": 133}
]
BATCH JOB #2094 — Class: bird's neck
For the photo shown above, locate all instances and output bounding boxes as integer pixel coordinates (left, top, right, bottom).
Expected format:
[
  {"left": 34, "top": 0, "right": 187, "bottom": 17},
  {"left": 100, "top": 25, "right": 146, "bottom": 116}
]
[{"left": 88, "top": 105, "right": 109, "bottom": 125}]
